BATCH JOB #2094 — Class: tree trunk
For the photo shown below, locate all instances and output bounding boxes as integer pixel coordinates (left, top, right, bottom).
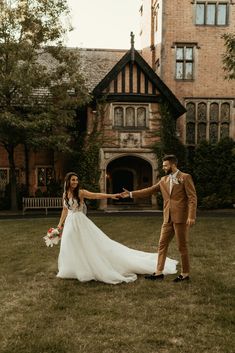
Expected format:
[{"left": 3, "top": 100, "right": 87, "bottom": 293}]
[
  {"left": 7, "top": 145, "right": 18, "bottom": 211},
  {"left": 24, "top": 144, "right": 30, "bottom": 196}
]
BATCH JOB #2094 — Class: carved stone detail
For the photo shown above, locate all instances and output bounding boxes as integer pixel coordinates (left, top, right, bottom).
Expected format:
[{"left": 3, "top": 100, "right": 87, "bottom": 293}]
[{"left": 120, "top": 133, "right": 141, "bottom": 148}]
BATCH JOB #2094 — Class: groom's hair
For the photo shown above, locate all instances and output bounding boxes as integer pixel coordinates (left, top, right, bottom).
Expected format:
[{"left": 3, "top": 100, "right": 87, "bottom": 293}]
[{"left": 163, "top": 155, "right": 178, "bottom": 165}]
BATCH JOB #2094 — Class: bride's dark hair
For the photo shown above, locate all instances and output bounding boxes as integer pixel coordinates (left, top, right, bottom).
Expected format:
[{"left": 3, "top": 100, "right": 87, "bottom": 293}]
[{"left": 63, "top": 172, "right": 80, "bottom": 209}]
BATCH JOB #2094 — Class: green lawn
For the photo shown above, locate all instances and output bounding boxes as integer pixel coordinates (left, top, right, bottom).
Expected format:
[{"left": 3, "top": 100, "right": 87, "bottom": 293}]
[{"left": 0, "top": 215, "right": 234, "bottom": 353}]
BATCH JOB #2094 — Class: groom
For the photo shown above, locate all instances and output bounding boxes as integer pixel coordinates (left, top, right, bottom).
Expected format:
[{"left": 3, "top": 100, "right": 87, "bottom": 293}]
[{"left": 121, "top": 154, "right": 197, "bottom": 282}]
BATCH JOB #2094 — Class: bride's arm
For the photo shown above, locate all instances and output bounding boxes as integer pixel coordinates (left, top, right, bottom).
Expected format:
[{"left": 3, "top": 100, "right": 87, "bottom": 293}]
[
  {"left": 57, "top": 195, "right": 68, "bottom": 227},
  {"left": 80, "top": 189, "right": 120, "bottom": 200},
  {"left": 57, "top": 207, "right": 68, "bottom": 228}
]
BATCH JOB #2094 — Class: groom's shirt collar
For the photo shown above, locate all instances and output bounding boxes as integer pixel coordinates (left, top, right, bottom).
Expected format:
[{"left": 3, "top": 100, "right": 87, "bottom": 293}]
[{"left": 170, "top": 169, "right": 179, "bottom": 178}]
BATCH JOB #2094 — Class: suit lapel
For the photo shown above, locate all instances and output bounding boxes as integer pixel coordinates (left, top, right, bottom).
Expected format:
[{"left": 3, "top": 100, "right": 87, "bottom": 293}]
[
  {"left": 171, "top": 170, "right": 182, "bottom": 195},
  {"left": 163, "top": 176, "right": 171, "bottom": 195}
]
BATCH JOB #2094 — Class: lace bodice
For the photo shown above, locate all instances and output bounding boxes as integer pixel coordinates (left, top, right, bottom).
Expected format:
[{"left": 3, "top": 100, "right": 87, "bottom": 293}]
[{"left": 64, "top": 198, "right": 87, "bottom": 214}]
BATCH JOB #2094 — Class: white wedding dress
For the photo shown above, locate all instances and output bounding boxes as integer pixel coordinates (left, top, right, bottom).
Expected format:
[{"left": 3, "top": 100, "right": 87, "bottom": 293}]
[{"left": 57, "top": 199, "right": 178, "bottom": 284}]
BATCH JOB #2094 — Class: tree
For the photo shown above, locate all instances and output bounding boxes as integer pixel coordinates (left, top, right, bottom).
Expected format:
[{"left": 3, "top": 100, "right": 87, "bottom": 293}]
[
  {"left": 192, "top": 138, "right": 235, "bottom": 208},
  {"left": 0, "top": 0, "right": 90, "bottom": 210},
  {"left": 64, "top": 99, "right": 108, "bottom": 208},
  {"left": 153, "top": 101, "right": 187, "bottom": 176},
  {"left": 151, "top": 101, "right": 187, "bottom": 208},
  {"left": 222, "top": 32, "right": 235, "bottom": 80}
]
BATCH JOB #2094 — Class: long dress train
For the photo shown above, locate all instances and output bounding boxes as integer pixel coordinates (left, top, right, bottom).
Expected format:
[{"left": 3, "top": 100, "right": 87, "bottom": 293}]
[{"left": 57, "top": 199, "right": 178, "bottom": 284}]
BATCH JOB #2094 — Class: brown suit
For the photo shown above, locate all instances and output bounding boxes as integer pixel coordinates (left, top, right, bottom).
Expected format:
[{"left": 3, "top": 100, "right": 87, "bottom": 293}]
[{"left": 132, "top": 171, "right": 197, "bottom": 274}]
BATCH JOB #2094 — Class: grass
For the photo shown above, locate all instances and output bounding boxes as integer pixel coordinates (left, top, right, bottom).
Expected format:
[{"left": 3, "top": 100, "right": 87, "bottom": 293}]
[{"left": 0, "top": 215, "right": 234, "bottom": 353}]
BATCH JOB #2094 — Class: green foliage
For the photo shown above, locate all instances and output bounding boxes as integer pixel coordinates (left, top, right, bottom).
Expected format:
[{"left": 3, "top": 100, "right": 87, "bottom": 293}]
[
  {"left": 192, "top": 138, "right": 235, "bottom": 208},
  {"left": 152, "top": 101, "right": 187, "bottom": 176},
  {"left": 0, "top": 0, "right": 90, "bottom": 209},
  {"left": 66, "top": 135, "right": 102, "bottom": 209},
  {"left": 65, "top": 102, "right": 107, "bottom": 208},
  {"left": 222, "top": 32, "right": 235, "bottom": 80}
]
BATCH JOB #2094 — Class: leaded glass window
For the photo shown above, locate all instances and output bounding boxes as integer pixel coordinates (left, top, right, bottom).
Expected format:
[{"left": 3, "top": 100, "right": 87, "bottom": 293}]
[
  {"left": 198, "top": 123, "right": 207, "bottom": 142},
  {"left": 137, "top": 107, "right": 146, "bottom": 127},
  {"left": 37, "top": 167, "right": 54, "bottom": 187},
  {"left": 209, "top": 123, "right": 218, "bottom": 144},
  {"left": 0, "top": 168, "right": 19, "bottom": 190},
  {"left": 220, "top": 123, "right": 229, "bottom": 138},
  {"left": 186, "top": 103, "right": 196, "bottom": 122},
  {"left": 126, "top": 107, "right": 135, "bottom": 127},
  {"left": 113, "top": 105, "right": 148, "bottom": 129},
  {"left": 198, "top": 102, "right": 207, "bottom": 122},
  {"left": 210, "top": 103, "right": 219, "bottom": 122},
  {"left": 221, "top": 103, "right": 230, "bottom": 122},
  {"left": 114, "top": 107, "right": 124, "bottom": 127},
  {"left": 0, "top": 169, "right": 9, "bottom": 190},
  {"left": 175, "top": 45, "right": 194, "bottom": 80},
  {"left": 185, "top": 100, "right": 231, "bottom": 145},
  {"left": 176, "top": 62, "right": 183, "bottom": 79}
]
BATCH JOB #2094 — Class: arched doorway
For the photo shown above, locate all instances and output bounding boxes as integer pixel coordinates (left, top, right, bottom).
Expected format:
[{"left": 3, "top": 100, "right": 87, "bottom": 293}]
[
  {"left": 106, "top": 155, "right": 152, "bottom": 206},
  {"left": 112, "top": 169, "right": 133, "bottom": 193}
]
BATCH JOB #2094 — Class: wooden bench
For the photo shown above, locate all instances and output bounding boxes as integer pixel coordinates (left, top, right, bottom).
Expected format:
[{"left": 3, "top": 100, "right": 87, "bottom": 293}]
[{"left": 22, "top": 197, "right": 63, "bottom": 215}]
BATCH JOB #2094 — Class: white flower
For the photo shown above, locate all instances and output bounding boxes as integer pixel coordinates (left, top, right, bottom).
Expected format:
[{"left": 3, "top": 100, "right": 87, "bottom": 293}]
[{"left": 43, "top": 227, "right": 63, "bottom": 247}]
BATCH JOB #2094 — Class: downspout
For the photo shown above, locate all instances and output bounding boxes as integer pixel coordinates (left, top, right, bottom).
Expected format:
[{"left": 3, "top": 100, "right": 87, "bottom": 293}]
[{"left": 160, "top": 0, "right": 165, "bottom": 80}]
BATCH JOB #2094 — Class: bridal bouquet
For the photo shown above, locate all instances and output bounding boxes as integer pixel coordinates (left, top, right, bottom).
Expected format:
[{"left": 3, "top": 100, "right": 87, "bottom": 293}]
[{"left": 43, "top": 226, "right": 63, "bottom": 247}]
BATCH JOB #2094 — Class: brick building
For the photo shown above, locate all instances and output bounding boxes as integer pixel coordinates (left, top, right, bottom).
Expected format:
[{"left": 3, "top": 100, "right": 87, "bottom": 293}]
[
  {"left": 140, "top": 0, "right": 235, "bottom": 145},
  {"left": 1, "top": 1, "right": 234, "bottom": 209}
]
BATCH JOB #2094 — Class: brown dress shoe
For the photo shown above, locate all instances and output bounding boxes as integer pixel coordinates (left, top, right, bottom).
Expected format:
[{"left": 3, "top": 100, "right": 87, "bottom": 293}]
[
  {"left": 173, "top": 275, "right": 190, "bottom": 282},
  {"left": 145, "top": 273, "right": 164, "bottom": 280}
]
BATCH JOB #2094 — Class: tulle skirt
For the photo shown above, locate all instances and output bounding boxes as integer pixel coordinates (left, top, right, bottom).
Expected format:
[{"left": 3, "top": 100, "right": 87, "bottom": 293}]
[{"left": 57, "top": 211, "right": 178, "bottom": 284}]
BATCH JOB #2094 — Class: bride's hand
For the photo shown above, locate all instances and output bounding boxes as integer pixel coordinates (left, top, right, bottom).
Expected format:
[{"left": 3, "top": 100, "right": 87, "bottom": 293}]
[{"left": 111, "top": 193, "right": 121, "bottom": 200}]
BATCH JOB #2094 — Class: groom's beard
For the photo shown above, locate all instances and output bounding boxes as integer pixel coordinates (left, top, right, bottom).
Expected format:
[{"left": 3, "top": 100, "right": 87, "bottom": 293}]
[{"left": 165, "top": 167, "right": 173, "bottom": 175}]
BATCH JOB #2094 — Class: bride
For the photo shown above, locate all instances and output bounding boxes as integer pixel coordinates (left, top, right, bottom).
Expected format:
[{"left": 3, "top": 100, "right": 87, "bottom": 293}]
[{"left": 56, "top": 172, "right": 177, "bottom": 284}]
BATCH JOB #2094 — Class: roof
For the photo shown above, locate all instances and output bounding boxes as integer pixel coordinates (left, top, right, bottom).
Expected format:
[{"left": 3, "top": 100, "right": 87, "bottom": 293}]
[
  {"left": 92, "top": 48, "right": 186, "bottom": 118},
  {"left": 76, "top": 48, "right": 127, "bottom": 91}
]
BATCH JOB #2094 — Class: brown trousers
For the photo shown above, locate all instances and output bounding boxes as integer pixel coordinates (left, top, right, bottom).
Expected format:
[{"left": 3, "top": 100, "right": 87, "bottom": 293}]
[{"left": 157, "top": 221, "right": 190, "bottom": 274}]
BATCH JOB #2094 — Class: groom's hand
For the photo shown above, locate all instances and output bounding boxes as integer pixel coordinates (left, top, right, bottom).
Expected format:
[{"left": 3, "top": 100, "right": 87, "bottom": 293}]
[
  {"left": 121, "top": 188, "right": 131, "bottom": 198},
  {"left": 186, "top": 218, "right": 195, "bottom": 226}
]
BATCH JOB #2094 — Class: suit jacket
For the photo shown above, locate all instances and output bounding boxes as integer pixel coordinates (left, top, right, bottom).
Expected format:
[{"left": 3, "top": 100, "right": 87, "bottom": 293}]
[{"left": 132, "top": 171, "right": 197, "bottom": 224}]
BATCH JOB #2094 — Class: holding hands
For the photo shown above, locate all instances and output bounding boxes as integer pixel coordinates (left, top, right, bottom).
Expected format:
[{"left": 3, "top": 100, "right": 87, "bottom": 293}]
[
  {"left": 111, "top": 193, "right": 122, "bottom": 200},
  {"left": 121, "top": 188, "right": 131, "bottom": 198}
]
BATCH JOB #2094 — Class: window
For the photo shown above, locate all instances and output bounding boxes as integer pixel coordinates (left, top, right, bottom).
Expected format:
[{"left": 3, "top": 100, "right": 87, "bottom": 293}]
[
  {"left": 37, "top": 167, "right": 54, "bottom": 187},
  {"left": 137, "top": 107, "right": 146, "bottom": 127},
  {"left": 0, "top": 169, "right": 9, "bottom": 191},
  {"left": 220, "top": 102, "right": 230, "bottom": 138},
  {"left": 175, "top": 45, "right": 194, "bottom": 80},
  {"left": 195, "top": 2, "right": 229, "bottom": 26},
  {"left": 113, "top": 104, "right": 148, "bottom": 129},
  {"left": 186, "top": 103, "right": 196, "bottom": 144},
  {"left": 197, "top": 103, "right": 207, "bottom": 142},
  {"left": 185, "top": 100, "right": 231, "bottom": 145},
  {"left": 114, "top": 107, "right": 124, "bottom": 127},
  {"left": 0, "top": 168, "right": 20, "bottom": 191},
  {"left": 126, "top": 107, "right": 135, "bottom": 127}
]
